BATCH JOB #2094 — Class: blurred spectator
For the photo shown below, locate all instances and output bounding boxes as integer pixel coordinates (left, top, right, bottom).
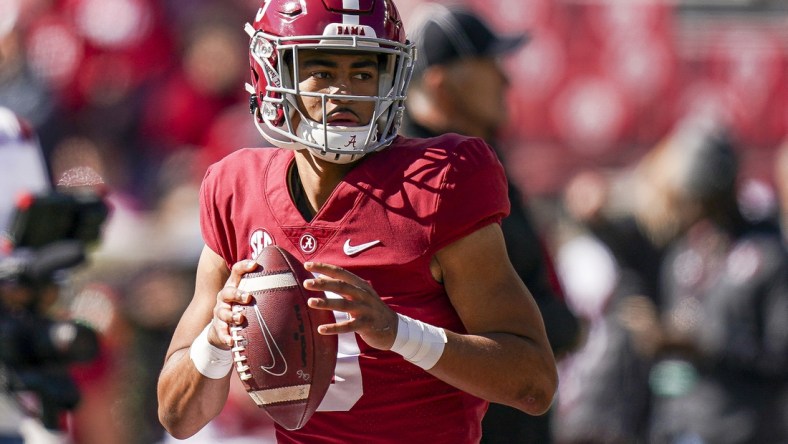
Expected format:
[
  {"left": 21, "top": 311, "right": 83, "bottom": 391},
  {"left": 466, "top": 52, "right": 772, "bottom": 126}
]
[
  {"left": 777, "top": 140, "right": 788, "bottom": 245},
  {"left": 0, "top": 17, "right": 55, "bottom": 133},
  {"left": 552, "top": 162, "right": 668, "bottom": 443},
  {"left": 563, "top": 168, "right": 667, "bottom": 308},
  {"left": 551, "top": 231, "right": 655, "bottom": 444},
  {"left": 552, "top": 140, "right": 680, "bottom": 443},
  {"left": 556, "top": 114, "right": 788, "bottom": 443},
  {"left": 402, "top": 4, "right": 580, "bottom": 444},
  {"left": 200, "top": 103, "right": 267, "bottom": 169},
  {"left": 139, "top": 6, "right": 246, "bottom": 158},
  {"left": 639, "top": 116, "right": 788, "bottom": 443}
]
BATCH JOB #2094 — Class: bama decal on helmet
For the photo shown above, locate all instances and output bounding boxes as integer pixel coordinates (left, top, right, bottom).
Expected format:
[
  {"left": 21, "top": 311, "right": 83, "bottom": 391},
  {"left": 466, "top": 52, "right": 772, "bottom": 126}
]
[{"left": 323, "top": 24, "right": 377, "bottom": 38}]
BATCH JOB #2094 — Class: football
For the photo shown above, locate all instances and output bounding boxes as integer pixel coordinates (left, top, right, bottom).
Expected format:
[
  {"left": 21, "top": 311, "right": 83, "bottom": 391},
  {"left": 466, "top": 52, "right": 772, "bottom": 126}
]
[{"left": 231, "top": 246, "right": 338, "bottom": 430}]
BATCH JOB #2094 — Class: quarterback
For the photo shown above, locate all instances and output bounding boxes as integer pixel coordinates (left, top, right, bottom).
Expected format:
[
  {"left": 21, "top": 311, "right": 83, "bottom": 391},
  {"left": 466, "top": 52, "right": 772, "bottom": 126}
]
[{"left": 157, "top": 0, "right": 557, "bottom": 442}]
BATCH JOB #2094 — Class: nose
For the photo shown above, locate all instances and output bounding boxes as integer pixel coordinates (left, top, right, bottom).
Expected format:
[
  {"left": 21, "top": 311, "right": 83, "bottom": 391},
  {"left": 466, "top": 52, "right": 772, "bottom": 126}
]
[
  {"left": 327, "top": 82, "right": 355, "bottom": 104},
  {"left": 326, "top": 70, "right": 354, "bottom": 93},
  {"left": 329, "top": 84, "right": 351, "bottom": 95}
]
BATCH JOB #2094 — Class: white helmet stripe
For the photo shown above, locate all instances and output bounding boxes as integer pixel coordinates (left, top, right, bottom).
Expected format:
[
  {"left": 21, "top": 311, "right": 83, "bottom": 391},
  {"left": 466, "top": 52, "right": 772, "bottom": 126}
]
[
  {"left": 256, "top": 1, "right": 271, "bottom": 22},
  {"left": 343, "top": 0, "right": 360, "bottom": 25}
]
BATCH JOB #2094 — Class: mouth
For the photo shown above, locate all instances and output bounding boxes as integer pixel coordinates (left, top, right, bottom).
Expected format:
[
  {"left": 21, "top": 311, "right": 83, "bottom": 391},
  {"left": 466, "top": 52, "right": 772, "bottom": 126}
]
[{"left": 326, "top": 109, "right": 361, "bottom": 126}]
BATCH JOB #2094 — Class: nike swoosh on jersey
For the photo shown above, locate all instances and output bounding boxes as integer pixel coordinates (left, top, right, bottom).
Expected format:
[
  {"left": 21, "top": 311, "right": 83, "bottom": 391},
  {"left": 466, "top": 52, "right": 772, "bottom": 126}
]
[{"left": 343, "top": 239, "right": 381, "bottom": 256}]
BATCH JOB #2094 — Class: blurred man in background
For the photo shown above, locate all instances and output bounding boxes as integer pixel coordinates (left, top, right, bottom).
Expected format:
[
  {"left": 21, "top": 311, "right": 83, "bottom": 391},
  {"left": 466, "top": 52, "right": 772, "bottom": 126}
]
[
  {"left": 777, "top": 140, "right": 788, "bottom": 246},
  {"left": 555, "top": 115, "right": 788, "bottom": 443},
  {"left": 637, "top": 116, "right": 788, "bottom": 443},
  {"left": 402, "top": 5, "right": 580, "bottom": 443}
]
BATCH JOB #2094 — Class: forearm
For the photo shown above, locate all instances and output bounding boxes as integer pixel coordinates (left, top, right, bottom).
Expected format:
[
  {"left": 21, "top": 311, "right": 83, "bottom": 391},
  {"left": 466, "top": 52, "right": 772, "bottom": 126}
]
[
  {"left": 425, "top": 330, "right": 557, "bottom": 415},
  {"left": 424, "top": 223, "right": 557, "bottom": 413},
  {"left": 157, "top": 348, "right": 232, "bottom": 439}
]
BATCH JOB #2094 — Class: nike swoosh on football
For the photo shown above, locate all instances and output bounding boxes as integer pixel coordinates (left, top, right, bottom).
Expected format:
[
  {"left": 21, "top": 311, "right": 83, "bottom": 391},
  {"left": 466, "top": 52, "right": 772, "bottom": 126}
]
[{"left": 343, "top": 239, "right": 381, "bottom": 256}]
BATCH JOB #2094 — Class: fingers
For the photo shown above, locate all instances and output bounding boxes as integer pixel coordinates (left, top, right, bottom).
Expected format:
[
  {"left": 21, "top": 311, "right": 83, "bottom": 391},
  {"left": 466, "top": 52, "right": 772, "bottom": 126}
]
[
  {"left": 308, "top": 294, "right": 397, "bottom": 349},
  {"left": 209, "top": 318, "right": 233, "bottom": 348},
  {"left": 212, "top": 289, "right": 249, "bottom": 347},
  {"left": 306, "top": 296, "right": 361, "bottom": 335},
  {"left": 303, "top": 262, "right": 373, "bottom": 302},
  {"left": 216, "top": 284, "right": 253, "bottom": 306},
  {"left": 307, "top": 310, "right": 393, "bottom": 337},
  {"left": 302, "top": 262, "right": 397, "bottom": 349},
  {"left": 211, "top": 260, "right": 256, "bottom": 347},
  {"left": 225, "top": 259, "right": 258, "bottom": 288},
  {"left": 307, "top": 295, "right": 351, "bottom": 313},
  {"left": 314, "top": 314, "right": 354, "bottom": 335},
  {"left": 304, "top": 261, "right": 368, "bottom": 289}
]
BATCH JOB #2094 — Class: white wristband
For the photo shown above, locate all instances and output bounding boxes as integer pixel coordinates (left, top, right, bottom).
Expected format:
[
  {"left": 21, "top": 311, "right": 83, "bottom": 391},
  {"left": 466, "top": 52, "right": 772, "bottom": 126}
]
[
  {"left": 390, "top": 313, "right": 448, "bottom": 370},
  {"left": 190, "top": 323, "right": 233, "bottom": 379}
]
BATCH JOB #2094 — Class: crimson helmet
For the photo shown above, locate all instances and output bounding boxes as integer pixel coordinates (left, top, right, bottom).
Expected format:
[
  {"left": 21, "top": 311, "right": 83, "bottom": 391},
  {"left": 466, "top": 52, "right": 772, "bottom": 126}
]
[{"left": 245, "top": 0, "right": 415, "bottom": 164}]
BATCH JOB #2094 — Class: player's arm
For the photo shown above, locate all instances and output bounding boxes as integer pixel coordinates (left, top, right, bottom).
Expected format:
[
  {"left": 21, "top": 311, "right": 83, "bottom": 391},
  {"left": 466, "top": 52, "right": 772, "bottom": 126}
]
[
  {"left": 427, "top": 222, "right": 557, "bottom": 414},
  {"left": 304, "top": 223, "right": 558, "bottom": 415},
  {"left": 157, "top": 245, "right": 255, "bottom": 439}
]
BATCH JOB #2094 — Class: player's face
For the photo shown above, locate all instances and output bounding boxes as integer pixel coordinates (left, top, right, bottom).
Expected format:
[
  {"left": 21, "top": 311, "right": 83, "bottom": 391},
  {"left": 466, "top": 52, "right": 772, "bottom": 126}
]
[{"left": 294, "top": 50, "right": 380, "bottom": 127}]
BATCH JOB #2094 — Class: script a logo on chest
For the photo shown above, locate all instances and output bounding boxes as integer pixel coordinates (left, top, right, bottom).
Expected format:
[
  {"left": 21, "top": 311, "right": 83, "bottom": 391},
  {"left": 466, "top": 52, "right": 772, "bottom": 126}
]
[{"left": 280, "top": 226, "right": 340, "bottom": 257}]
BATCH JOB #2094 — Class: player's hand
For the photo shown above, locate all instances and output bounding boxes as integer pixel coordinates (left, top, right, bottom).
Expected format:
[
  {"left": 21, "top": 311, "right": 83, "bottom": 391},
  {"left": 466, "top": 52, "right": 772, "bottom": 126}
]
[
  {"left": 210, "top": 259, "right": 256, "bottom": 349},
  {"left": 303, "top": 261, "right": 398, "bottom": 351}
]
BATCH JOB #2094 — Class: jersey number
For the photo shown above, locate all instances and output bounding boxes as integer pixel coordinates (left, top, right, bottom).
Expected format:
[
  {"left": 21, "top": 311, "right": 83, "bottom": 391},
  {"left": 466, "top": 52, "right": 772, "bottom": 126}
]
[{"left": 316, "top": 291, "right": 363, "bottom": 411}]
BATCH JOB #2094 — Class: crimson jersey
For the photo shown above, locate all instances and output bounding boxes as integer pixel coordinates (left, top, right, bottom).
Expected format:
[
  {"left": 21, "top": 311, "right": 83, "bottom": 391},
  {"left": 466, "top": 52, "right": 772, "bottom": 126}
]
[{"left": 200, "top": 134, "right": 509, "bottom": 443}]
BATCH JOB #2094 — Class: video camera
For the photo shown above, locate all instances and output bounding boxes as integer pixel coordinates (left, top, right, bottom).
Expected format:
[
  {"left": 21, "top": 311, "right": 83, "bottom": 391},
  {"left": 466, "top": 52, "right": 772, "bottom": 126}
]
[{"left": 0, "top": 190, "right": 109, "bottom": 430}]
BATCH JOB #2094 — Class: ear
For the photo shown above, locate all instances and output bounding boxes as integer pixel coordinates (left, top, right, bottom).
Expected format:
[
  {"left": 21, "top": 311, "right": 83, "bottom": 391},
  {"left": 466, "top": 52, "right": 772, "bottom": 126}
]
[
  {"left": 420, "top": 65, "right": 446, "bottom": 89},
  {"left": 419, "top": 65, "right": 456, "bottom": 106}
]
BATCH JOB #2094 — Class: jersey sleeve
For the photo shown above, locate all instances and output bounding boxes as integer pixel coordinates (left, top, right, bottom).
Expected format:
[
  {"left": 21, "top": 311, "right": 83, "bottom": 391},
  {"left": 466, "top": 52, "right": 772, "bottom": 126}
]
[
  {"left": 430, "top": 137, "right": 510, "bottom": 252},
  {"left": 199, "top": 163, "right": 237, "bottom": 266}
]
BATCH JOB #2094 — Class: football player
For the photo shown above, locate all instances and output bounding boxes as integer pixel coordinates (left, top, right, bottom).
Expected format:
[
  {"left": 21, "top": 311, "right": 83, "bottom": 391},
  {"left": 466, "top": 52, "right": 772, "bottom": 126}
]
[{"left": 157, "top": 1, "right": 557, "bottom": 442}]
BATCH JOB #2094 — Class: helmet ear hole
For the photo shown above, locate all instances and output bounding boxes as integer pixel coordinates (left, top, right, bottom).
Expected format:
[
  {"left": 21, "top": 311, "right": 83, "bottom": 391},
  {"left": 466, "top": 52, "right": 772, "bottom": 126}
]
[{"left": 249, "top": 94, "right": 260, "bottom": 116}]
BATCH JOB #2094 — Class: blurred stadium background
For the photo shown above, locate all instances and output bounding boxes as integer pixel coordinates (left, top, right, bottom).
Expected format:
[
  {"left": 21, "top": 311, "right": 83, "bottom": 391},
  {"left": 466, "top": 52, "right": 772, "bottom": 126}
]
[
  {"left": 3, "top": 0, "right": 787, "bottom": 199},
  {"left": 397, "top": 0, "right": 788, "bottom": 199}
]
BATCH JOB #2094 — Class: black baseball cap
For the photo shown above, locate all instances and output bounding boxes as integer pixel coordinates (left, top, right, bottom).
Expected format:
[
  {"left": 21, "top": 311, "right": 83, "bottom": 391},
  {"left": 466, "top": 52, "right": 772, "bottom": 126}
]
[{"left": 408, "top": 4, "right": 529, "bottom": 73}]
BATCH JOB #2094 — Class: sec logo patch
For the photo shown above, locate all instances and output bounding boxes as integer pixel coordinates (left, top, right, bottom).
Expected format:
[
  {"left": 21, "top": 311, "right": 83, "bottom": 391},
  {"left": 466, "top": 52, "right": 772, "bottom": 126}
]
[{"left": 250, "top": 229, "right": 274, "bottom": 259}]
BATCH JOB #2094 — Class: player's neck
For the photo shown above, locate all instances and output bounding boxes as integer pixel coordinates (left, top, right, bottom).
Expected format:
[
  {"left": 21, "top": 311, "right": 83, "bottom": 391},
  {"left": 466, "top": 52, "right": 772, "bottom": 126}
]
[
  {"left": 292, "top": 151, "right": 356, "bottom": 216},
  {"left": 287, "top": 162, "right": 313, "bottom": 221}
]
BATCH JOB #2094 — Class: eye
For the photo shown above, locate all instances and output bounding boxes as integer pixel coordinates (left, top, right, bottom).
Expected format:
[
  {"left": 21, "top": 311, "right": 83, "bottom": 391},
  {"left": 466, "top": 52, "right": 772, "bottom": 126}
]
[
  {"left": 309, "top": 71, "right": 330, "bottom": 80},
  {"left": 353, "top": 72, "right": 374, "bottom": 81},
  {"left": 354, "top": 68, "right": 380, "bottom": 82}
]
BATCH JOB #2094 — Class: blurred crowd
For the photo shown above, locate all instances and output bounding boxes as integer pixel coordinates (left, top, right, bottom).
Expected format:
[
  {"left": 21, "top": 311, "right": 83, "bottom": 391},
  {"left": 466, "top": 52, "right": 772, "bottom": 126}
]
[{"left": 1, "top": 0, "right": 787, "bottom": 443}]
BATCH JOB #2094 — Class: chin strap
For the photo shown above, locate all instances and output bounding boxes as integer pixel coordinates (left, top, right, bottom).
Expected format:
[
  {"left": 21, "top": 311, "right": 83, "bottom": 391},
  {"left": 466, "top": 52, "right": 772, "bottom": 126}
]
[
  {"left": 248, "top": 83, "right": 384, "bottom": 164},
  {"left": 296, "top": 119, "right": 378, "bottom": 164}
]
